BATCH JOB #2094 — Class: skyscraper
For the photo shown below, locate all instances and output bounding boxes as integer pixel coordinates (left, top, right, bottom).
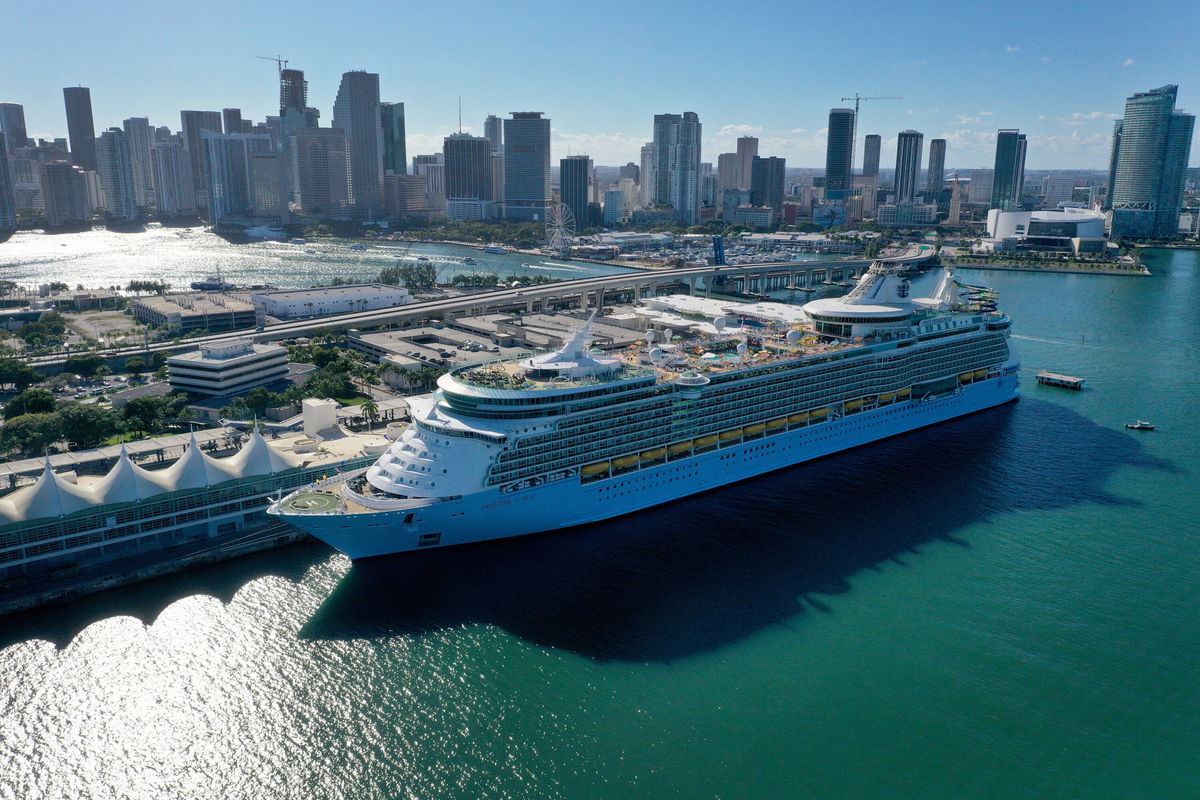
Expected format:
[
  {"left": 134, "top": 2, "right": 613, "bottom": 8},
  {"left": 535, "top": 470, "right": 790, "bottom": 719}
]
[
  {"left": 443, "top": 133, "right": 493, "bottom": 201},
  {"left": 0, "top": 139, "right": 15, "bottom": 231},
  {"left": 894, "top": 130, "right": 924, "bottom": 203},
  {"left": 62, "top": 87, "right": 97, "bottom": 172},
  {"left": 638, "top": 142, "right": 653, "bottom": 206},
  {"left": 250, "top": 152, "right": 284, "bottom": 219},
  {"left": 862, "top": 134, "right": 882, "bottom": 178},
  {"left": 619, "top": 162, "right": 639, "bottom": 183},
  {"left": 968, "top": 169, "right": 994, "bottom": 204},
  {"left": 926, "top": 138, "right": 946, "bottom": 196},
  {"left": 560, "top": 155, "right": 593, "bottom": 228},
  {"left": 736, "top": 136, "right": 758, "bottom": 190},
  {"left": 649, "top": 112, "right": 701, "bottom": 224},
  {"left": 150, "top": 142, "right": 195, "bottom": 217},
  {"left": 40, "top": 161, "right": 91, "bottom": 226},
  {"left": 484, "top": 115, "right": 503, "bottom": 154},
  {"left": 180, "top": 110, "right": 223, "bottom": 212},
  {"left": 290, "top": 128, "right": 351, "bottom": 218},
  {"left": 380, "top": 102, "right": 407, "bottom": 175},
  {"left": 1109, "top": 85, "right": 1195, "bottom": 238},
  {"left": 991, "top": 129, "right": 1027, "bottom": 211},
  {"left": 279, "top": 69, "right": 308, "bottom": 115},
  {"left": 750, "top": 155, "right": 785, "bottom": 221},
  {"left": 333, "top": 70, "right": 384, "bottom": 218},
  {"left": 96, "top": 128, "right": 139, "bottom": 221},
  {"left": 717, "top": 152, "right": 739, "bottom": 193},
  {"left": 0, "top": 103, "right": 27, "bottom": 154},
  {"left": 412, "top": 154, "right": 446, "bottom": 210},
  {"left": 203, "top": 130, "right": 273, "bottom": 224},
  {"left": 122, "top": 117, "right": 155, "bottom": 206},
  {"left": 223, "top": 109, "right": 244, "bottom": 135},
  {"left": 503, "top": 112, "right": 551, "bottom": 220},
  {"left": 824, "top": 108, "right": 855, "bottom": 193}
]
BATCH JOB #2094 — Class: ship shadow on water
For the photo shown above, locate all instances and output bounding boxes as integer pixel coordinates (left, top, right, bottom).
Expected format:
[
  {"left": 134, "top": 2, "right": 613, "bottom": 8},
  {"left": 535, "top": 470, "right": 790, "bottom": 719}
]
[{"left": 300, "top": 399, "right": 1177, "bottom": 662}]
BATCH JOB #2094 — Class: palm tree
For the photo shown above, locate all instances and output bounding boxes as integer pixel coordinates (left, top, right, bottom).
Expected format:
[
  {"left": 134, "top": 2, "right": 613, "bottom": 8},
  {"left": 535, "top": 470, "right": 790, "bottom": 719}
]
[{"left": 361, "top": 398, "right": 379, "bottom": 432}]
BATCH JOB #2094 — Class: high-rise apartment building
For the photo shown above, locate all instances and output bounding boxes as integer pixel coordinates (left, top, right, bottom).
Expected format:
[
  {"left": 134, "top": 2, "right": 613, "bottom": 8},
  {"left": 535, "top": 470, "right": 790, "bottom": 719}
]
[
  {"left": 1040, "top": 174, "right": 1076, "bottom": 209},
  {"left": 991, "top": 129, "right": 1027, "bottom": 211},
  {"left": 332, "top": 71, "right": 384, "bottom": 218},
  {"left": 649, "top": 112, "right": 701, "bottom": 224},
  {"left": 122, "top": 117, "right": 155, "bottom": 205},
  {"left": 968, "top": 169, "right": 994, "bottom": 204},
  {"left": 412, "top": 153, "right": 446, "bottom": 210},
  {"left": 1109, "top": 84, "right": 1195, "bottom": 238},
  {"left": 484, "top": 115, "right": 503, "bottom": 154},
  {"left": 40, "top": 161, "right": 91, "bottom": 226},
  {"left": 180, "top": 110, "right": 223, "bottom": 212},
  {"left": 862, "top": 134, "right": 882, "bottom": 178},
  {"left": 384, "top": 173, "right": 427, "bottom": 216},
  {"left": 736, "top": 136, "right": 759, "bottom": 191},
  {"left": 560, "top": 155, "right": 593, "bottom": 227},
  {"left": 290, "top": 128, "right": 351, "bottom": 219},
  {"left": 151, "top": 142, "right": 195, "bottom": 217},
  {"left": 380, "top": 102, "right": 407, "bottom": 175},
  {"left": 222, "top": 108, "right": 244, "bottom": 135},
  {"left": 62, "top": 87, "right": 98, "bottom": 172},
  {"left": 717, "top": 152, "right": 739, "bottom": 194},
  {"left": 894, "top": 130, "right": 924, "bottom": 203},
  {"left": 824, "top": 108, "right": 855, "bottom": 193},
  {"left": 203, "top": 131, "right": 273, "bottom": 224},
  {"left": 250, "top": 152, "right": 283, "bottom": 219},
  {"left": 619, "top": 162, "right": 639, "bottom": 183},
  {"left": 926, "top": 138, "right": 946, "bottom": 196},
  {"left": 443, "top": 133, "right": 493, "bottom": 201},
  {"left": 638, "top": 143, "right": 653, "bottom": 207},
  {"left": 503, "top": 112, "right": 551, "bottom": 220},
  {"left": 750, "top": 155, "right": 785, "bottom": 221},
  {"left": 0, "top": 139, "right": 16, "bottom": 230},
  {"left": 96, "top": 128, "right": 139, "bottom": 221},
  {"left": 0, "top": 103, "right": 27, "bottom": 154}
]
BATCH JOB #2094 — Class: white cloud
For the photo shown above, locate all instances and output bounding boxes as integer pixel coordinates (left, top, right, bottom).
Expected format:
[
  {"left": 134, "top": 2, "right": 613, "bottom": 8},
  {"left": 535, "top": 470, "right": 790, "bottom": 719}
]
[
  {"left": 789, "top": 128, "right": 809, "bottom": 134},
  {"left": 1123, "top": 58, "right": 1135, "bottom": 66},
  {"left": 952, "top": 115, "right": 982, "bottom": 125},
  {"left": 718, "top": 124, "right": 763, "bottom": 135},
  {"left": 937, "top": 129, "right": 998, "bottom": 152},
  {"left": 906, "top": 108, "right": 941, "bottom": 115},
  {"left": 1042, "top": 56, "right": 1053, "bottom": 63},
  {"left": 1027, "top": 129, "right": 1109, "bottom": 156},
  {"left": 549, "top": 131, "right": 647, "bottom": 163},
  {"left": 1005, "top": 44, "right": 1020, "bottom": 52},
  {"left": 978, "top": 111, "right": 995, "bottom": 116}
]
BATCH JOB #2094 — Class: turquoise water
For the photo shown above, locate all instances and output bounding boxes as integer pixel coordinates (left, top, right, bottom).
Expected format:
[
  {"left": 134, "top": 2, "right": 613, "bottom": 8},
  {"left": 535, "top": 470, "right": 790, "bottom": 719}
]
[
  {"left": 0, "top": 225, "right": 631, "bottom": 290},
  {"left": 0, "top": 249, "right": 1197, "bottom": 799}
]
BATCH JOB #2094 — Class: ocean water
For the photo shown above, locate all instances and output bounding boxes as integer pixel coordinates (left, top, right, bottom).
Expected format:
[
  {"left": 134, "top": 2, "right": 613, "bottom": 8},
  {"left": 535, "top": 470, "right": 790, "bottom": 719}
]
[
  {"left": 0, "top": 225, "right": 632, "bottom": 290},
  {"left": 0, "top": 249, "right": 1197, "bottom": 799}
]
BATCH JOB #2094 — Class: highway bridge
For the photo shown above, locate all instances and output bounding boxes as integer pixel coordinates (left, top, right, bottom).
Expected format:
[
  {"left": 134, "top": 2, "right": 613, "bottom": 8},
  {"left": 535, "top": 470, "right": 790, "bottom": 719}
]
[{"left": 31, "top": 244, "right": 936, "bottom": 372}]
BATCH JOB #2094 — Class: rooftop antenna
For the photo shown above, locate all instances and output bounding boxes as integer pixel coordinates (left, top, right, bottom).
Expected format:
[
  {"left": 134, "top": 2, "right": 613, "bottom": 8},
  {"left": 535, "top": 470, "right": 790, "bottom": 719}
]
[{"left": 458, "top": 96, "right": 462, "bottom": 134}]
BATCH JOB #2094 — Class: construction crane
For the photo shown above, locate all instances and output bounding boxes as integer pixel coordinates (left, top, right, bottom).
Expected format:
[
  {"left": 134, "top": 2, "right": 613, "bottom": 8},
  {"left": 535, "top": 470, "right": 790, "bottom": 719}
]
[
  {"left": 256, "top": 55, "right": 288, "bottom": 74},
  {"left": 840, "top": 94, "right": 902, "bottom": 178}
]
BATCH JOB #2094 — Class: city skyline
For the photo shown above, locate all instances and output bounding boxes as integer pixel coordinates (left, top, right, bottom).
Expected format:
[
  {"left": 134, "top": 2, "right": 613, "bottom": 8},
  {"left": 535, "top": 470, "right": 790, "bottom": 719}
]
[{"left": 2, "top": 0, "right": 1196, "bottom": 170}]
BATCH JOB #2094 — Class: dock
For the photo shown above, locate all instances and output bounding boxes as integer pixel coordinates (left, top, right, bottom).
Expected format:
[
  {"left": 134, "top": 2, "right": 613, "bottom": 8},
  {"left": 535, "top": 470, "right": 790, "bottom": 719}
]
[{"left": 1036, "top": 370, "right": 1085, "bottom": 390}]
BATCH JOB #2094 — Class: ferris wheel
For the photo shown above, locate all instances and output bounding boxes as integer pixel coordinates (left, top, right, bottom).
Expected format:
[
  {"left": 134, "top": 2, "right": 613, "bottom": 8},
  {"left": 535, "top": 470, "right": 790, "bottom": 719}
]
[{"left": 545, "top": 203, "right": 577, "bottom": 254}]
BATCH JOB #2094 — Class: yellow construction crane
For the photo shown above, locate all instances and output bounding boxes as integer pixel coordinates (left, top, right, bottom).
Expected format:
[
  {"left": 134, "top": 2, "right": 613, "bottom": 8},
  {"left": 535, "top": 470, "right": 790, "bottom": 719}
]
[{"left": 256, "top": 55, "right": 288, "bottom": 74}]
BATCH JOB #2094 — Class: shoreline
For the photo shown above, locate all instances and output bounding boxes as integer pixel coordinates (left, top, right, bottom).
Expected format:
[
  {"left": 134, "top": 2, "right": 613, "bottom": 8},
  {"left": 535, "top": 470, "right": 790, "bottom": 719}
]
[{"left": 948, "top": 260, "right": 1150, "bottom": 277}]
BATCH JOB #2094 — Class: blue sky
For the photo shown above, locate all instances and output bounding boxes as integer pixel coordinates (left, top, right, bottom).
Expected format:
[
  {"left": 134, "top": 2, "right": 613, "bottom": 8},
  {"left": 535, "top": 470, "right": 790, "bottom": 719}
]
[{"left": 3, "top": 0, "right": 1195, "bottom": 170}]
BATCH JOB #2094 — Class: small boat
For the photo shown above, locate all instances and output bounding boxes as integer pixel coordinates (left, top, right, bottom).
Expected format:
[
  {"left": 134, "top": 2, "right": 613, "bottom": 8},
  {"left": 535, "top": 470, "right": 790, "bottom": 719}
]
[
  {"left": 349, "top": 244, "right": 367, "bottom": 251},
  {"left": 463, "top": 257, "right": 478, "bottom": 264},
  {"left": 416, "top": 256, "right": 430, "bottom": 261},
  {"left": 1125, "top": 420, "right": 1155, "bottom": 431},
  {"left": 483, "top": 244, "right": 508, "bottom": 254}
]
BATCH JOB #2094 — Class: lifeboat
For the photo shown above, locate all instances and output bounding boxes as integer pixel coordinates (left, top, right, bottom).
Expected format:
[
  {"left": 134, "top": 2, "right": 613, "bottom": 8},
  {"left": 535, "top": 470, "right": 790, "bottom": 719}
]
[
  {"left": 879, "top": 392, "right": 895, "bottom": 402},
  {"left": 719, "top": 429, "right": 743, "bottom": 441},
  {"left": 581, "top": 462, "right": 610, "bottom": 476},
  {"left": 766, "top": 418, "right": 787, "bottom": 429},
  {"left": 788, "top": 412, "right": 810, "bottom": 423},
  {"left": 959, "top": 372, "right": 974, "bottom": 383},
  {"left": 744, "top": 423, "right": 766, "bottom": 435},
  {"left": 695, "top": 435, "right": 718, "bottom": 447},
  {"left": 898, "top": 388, "right": 912, "bottom": 398},
  {"left": 973, "top": 369, "right": 988, "bottom": 379},
  {"left": 613, "top": 454, "right": 640, "bottom": 468},
  {"left": 639, "top": 447, "right": 666, "bottom": 461},
  {"left": 667, "top": 441, "right": 693, "bottom": 454},
  {"left": 845, "top": 399, "right": 863, "bottom": 411},
  {"left": 810, "top": 407, "right": 830, "bottom": 418}
]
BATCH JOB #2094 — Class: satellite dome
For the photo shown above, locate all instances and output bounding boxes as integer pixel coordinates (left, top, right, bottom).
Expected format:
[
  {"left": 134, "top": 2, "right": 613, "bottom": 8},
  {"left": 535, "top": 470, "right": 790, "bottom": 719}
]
[
  {"left": 736, "top": 342, "right": 748, "bottom": 355},
  {"left": 714, "top": 319, "right": 726, "bottom": 331},
  {"left": 645, "top": 330, "right": 657, "bottom": 342},
  {"left": 649, "top": 348, "right": 664, "bottom": 361},
  {"left": 786, "top": 329, "right": 802, "bottom": 344},
  {"left": 664, "top": 328, "right": 674, "bottom": 341}
]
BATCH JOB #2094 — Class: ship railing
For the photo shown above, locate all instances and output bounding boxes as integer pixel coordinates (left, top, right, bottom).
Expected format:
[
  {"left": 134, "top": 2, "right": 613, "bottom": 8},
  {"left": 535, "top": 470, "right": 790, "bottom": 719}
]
[{"left": 309, "top": 467, "right": 368, "bottom": 489}]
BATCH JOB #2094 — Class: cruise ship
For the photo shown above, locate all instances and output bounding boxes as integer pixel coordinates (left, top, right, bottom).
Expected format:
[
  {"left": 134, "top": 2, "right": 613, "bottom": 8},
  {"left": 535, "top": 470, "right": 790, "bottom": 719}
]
[{"left": 271, "top": 261, "right": 1019, "bottom": 557}]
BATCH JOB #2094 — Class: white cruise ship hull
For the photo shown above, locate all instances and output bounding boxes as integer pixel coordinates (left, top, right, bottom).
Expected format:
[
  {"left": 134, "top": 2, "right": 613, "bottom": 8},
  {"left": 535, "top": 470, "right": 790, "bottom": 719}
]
[{"left": 287, "top": 372, "right": 1019, "bottom": 559}]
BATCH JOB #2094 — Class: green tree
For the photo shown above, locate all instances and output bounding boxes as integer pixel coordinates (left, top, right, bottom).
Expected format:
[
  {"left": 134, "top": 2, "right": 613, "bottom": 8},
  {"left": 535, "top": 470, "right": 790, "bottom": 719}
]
[
  {"left": 63, "top": 353, "right": 106, "bottom": 377},
  {"left": 58, "top": 403, "right": 118, "bottom": 448},
  {"left": 125, "top": 355, "right": 147, "bottom": 376},
  {"left": 121, "top": 395, "right": 166, "bottom": 436},
  {"left": 244, "top": 387, "right": 279, "bottom": 417},
  {"left": 4, "top": 388, "right": 57, "bottom": 419},
  {"left": 361, "top": 397, "right": 379, "bottom": 431},
  {"left": 0, "top": 413, "right": 63, "bottom": 456},
  {"left": 0, "top": 358, "right": 42, "bottom": 390}
]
